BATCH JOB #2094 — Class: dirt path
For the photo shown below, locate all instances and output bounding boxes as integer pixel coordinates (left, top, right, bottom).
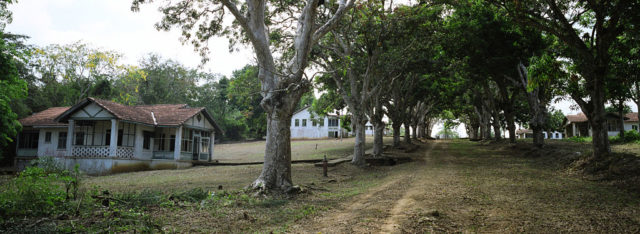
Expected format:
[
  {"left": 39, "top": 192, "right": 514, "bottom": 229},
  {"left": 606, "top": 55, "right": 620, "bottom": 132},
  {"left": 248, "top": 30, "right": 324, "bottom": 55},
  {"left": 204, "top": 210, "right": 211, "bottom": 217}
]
[
  {"left": 294, "top": 140, "right": 640, "bottom": 233},
  {"left": 293, "top": 141, "right": 440, "bottom": 233}
]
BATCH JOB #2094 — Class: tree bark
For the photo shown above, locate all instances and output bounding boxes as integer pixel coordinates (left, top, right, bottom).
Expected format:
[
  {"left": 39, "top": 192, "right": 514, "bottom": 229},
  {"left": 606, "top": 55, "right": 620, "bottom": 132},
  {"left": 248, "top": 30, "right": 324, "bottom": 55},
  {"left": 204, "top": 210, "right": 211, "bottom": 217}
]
[
  {"left": 252, "top": 106, "right": 297, "bottom": 192},
  {"left": 372, "top": 121, "right": 385, "bottom": 157},
  {"left": 492, "top": 115, "right": 501, "bottom": 140},
  {"left": 403, "top": 122, "right": 411, "bottom": 144},
  {"left": 392, "top": 123, "right": 401, "bottom": 147},
  {"left": 411, "top": 123, "right": 418, "bottom": 140},
  {"left": 351, "top": 114, "right": 367, "bottom": 166},
  {"left": 505, "top": 111, "right": 516, "bottom": 143},
  {"left": 532, "top": 126, "right": 544, "bottom": 148},
  {"left": 617, "top": 99, "right": 625, "bottom": 138}
]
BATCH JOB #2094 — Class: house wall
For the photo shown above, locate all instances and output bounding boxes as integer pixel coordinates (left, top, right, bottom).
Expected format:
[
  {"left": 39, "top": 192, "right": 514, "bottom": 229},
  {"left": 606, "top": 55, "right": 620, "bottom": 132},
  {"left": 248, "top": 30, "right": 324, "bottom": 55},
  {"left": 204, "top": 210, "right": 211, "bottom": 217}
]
[
  {"left": 37, "top": 128, "right": 68, "bottom": 157},
  {"left": 290, "top": 109, "right": 337, "bottom": 139}
]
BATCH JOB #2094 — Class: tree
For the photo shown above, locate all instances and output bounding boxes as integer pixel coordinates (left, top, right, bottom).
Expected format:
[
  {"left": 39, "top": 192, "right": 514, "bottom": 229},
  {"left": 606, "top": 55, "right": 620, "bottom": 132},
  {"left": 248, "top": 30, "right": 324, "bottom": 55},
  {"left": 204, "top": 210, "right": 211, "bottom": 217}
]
[
  {"left": 0, "top": 32, "right": 28, "bottom": 160},
  {"left": 493, "top": 0, "right": 640, "bottom": 157},
  {"left": 315, "top": 0, "right": 393, "bottom": 166},
  {"left": 133, "top": 0, "right": 356, "bottom": 193},
  {"left": 228, "top": 65, "right": 267, "bottom": 139}
]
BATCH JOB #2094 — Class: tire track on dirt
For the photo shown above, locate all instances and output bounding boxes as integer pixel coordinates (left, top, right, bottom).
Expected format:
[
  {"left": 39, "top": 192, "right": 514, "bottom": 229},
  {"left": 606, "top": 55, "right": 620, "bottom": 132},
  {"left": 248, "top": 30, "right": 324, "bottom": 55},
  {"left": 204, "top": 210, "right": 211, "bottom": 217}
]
[
  {"left": 293, "top": 141, "right": 438, "bottom": 233},
  {"left": 379, "top": 141, "right": 438, "bottom": 233}
]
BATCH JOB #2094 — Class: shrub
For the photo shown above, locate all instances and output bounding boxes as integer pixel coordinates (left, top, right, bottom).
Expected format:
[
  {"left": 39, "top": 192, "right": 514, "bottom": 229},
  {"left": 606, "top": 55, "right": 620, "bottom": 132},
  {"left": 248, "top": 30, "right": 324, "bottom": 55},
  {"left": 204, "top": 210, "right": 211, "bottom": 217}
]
[
  {"left": 564, "top": 136, "right": 591, "bottom": 143},
  {"left": 610, "top": 130, "right": 640, "bottom": 144},
  {"left": 0, "top": 158, "right": 80, "bottom": 219}
]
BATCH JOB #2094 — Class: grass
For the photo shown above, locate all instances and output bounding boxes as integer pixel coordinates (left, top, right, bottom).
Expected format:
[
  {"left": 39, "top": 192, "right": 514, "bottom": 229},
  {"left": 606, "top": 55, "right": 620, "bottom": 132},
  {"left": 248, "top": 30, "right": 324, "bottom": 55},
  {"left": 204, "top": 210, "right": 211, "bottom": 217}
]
[
  {"left": 403, "top": 139, "right": 640, "bottom": 233},
  {"left": 4, "top": 138, "right": 640, "bottom": 233},
  {"left": 214, "top": 137, "right": 390, "bottom": 162}
]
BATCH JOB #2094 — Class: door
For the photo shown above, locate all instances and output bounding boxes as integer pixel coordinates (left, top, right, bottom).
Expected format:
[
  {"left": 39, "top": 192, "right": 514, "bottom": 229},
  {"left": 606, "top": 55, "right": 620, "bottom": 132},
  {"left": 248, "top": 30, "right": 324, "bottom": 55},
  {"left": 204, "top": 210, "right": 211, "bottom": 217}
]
[{"left": 192, "top": 136, "right": 200, "bottom": 160}]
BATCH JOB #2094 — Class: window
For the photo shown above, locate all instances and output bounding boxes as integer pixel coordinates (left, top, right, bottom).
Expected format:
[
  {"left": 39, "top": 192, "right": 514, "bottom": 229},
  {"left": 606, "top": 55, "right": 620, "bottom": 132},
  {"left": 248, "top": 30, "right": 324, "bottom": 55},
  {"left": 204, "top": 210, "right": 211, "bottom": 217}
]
[
  {"left": 302, "top": 119, "right": 307, "bottom": 127},
  {"left": 200, "top": 138, "right": 210, "bottom": 154},
  {"left": 319, "top": 118, "right": 324, "bottom": 127},
  {"left": 328, "top": 118, "right": 339, "bottom": 127},
  {"left": 75, "top": 132, "right": 85, "bottom": 146},
  {"left": 312, "top": 119, "right": 317, "bottom": 126},
  {"left": 633, "top": 125, "right": 639, "bottom": 131},
  {"left": 170, "top": 135, "right": 175, "bottom": 151},
  {"left": 18, "top": 132, "right": 39, "bottom": 149},
  {"left": 45, "top": 132, "right": 52, "bottom": 143},
  {"left": 295, "top": 119, "right": 299, "bottom": 127},
  {"left": 143, "top": 131, "right": 152, "bottom": 150},
  {"left": 118, "top": 122, "right": 136, "bottom": 147},
  {"left": 607, "top": 119, "right": 620, "bottom": 131},
  {"left": 154, "top": 133, "right": 167, "bottom": 151},
  {"left": 58, "top": 132, "right": 67, "bottom": 149},
  {"left": 105, "top": 130, "right": 111, "bottom": 145},
  {"left": 181, "top": 129, "right": 193, "bottom": 152}
]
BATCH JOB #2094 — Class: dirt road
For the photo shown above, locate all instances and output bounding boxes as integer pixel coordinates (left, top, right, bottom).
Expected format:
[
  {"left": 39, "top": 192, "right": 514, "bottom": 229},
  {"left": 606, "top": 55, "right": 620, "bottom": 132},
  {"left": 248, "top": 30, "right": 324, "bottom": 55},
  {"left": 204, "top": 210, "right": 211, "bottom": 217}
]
[{"left": 294, "top": 140, "right": 640, "bottom": 233}]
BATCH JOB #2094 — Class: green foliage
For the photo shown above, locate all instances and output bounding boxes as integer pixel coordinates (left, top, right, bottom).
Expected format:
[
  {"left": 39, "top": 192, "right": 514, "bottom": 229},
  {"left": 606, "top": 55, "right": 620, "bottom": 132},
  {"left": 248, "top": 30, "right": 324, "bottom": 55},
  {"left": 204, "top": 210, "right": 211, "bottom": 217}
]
[
  {"left": 0, "top": 162, "right": 79, "bottom": 218},
  {"left": 605, "top": 105, "right": 632, "bottom": 114},
  {"left": 0, "top": 32, "right": 28, "bottom": 160},
  {"left": 547, "top": 109, "right": 565, "bottom": 132},
  {"left": 564, "top": 136, "right": 592, "bottom": 143},
  {"left": 610, "top": 130, "right": 640, "bottom": 144}
]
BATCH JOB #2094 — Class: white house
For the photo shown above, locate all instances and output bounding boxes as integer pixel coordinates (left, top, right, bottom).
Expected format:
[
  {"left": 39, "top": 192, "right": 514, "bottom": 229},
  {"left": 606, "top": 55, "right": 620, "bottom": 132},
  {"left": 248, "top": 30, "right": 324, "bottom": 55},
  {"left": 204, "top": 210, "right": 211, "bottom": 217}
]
[
  {"left": 15, "top": 97, "right": 221, "bottom": 175},
  {"left": 290, "top": 106, "right": 347, "bottom": 139},
  {"left": 515, "top": 129, "right": 563, "bottom": 139},
  {"left": 564, "top": 112, "right": 639, "bottom": 137}
]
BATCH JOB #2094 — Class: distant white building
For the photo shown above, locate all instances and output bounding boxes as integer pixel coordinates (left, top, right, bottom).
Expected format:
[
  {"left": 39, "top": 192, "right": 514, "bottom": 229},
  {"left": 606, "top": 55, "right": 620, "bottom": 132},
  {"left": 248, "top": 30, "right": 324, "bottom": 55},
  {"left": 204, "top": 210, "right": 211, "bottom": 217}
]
[
  {"left": 290, "top": 106, "right": 347, "bottom": 139},
  {"left": 515, "top": 129, "right": 563, "bottom": 139}
]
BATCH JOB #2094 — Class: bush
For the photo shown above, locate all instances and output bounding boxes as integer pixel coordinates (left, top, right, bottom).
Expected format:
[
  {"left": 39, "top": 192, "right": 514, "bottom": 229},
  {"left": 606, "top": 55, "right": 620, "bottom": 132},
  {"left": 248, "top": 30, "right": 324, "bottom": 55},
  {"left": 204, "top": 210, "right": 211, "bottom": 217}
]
[
  {"left": 610, "top": 130, "right": 640, "bottom": 144},
  {"left": 564, "top": 136, "right": 591, "bottom": 143},
  {"left": 0, "top": 158, "right": 80, "bottom": 219}
]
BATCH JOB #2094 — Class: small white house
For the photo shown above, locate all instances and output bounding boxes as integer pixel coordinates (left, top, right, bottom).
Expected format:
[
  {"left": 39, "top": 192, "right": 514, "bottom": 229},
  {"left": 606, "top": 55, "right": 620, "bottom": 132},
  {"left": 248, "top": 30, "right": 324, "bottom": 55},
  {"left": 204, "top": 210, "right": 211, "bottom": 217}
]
[
  {"left": 15, "top": 97, "right": 221, "bottom": 175},
  {"left": 515, "top": 129, "right": 563, "bottom": 139},
  {"left": 290, "top": 106, "right": 347, "bottom": 139}
]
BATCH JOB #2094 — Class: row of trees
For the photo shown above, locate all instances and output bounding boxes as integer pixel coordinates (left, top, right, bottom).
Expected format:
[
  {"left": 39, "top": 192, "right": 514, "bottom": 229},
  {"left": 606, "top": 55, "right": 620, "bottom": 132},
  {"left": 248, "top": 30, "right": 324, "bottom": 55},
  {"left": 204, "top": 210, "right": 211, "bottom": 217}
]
[
  {"left": 3, "top": 0, "right": 639, "bottom": 194},
  {"left": 133, "top": 0, "right": 640, "bottom": 194}
]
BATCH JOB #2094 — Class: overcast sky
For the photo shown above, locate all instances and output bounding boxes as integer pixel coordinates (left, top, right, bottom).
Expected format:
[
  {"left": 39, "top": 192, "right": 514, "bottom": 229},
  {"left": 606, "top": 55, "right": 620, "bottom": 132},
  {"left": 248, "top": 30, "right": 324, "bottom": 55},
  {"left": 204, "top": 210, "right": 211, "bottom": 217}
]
[
  {"left": 6, "top": 0, "right": 636, "bottom": 117},
  {"left": 6, "top": 0, "right": 253, "bottom": 77}
]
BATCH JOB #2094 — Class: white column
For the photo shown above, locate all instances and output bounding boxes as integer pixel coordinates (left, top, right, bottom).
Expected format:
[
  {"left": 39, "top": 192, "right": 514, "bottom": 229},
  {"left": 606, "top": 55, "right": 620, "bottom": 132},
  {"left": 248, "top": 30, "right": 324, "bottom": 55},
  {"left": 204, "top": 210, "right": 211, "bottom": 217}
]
[
  {"left": 65, "top": 120, "right": 74, "bottom": 156},
  {"left": 109, "top": 119, "right": 118, "bottom": 157},
  {"left": 174, "top": 126, "right": 182, "bottom": 160},
  {"left": 208, "top": 131, "right": 214, "bottom": 162},
  {"left": 572, "top": 123, "right": 576, "bottom": 137}
]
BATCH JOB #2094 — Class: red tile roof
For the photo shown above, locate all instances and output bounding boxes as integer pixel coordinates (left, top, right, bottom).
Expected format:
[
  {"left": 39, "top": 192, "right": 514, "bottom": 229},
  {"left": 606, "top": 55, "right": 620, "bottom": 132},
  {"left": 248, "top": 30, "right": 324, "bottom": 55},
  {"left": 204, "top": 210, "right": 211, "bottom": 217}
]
[
  {"left": 19, "top": 107, "right": 70, "bottom": 127},
  {"left": 565, "top": 113, "right": 588, "bottom": 123},
  {"left": 625, "top": 112, "right": 639, "bottom": 122},
  {"left": 21, "top": 98, "right": 221, "bottom": 132}
]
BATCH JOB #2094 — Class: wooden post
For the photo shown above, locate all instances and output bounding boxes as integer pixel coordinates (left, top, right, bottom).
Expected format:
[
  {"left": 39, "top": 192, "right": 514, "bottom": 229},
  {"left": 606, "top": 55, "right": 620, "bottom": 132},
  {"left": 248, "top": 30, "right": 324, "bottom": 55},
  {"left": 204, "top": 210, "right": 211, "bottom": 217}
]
[{"left": 323, "top": 155, "right": 328, "bottom": 177}]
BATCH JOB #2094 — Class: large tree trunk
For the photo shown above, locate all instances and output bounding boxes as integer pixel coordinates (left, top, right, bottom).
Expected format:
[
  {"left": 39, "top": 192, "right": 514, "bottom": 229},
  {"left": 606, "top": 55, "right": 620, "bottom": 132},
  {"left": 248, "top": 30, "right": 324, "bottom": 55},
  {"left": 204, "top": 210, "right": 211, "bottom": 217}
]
[
  {"left": 373, "top": 121, "right": 385, "bottom": 157},
  {"left": 392, "top": 122, "right": 401, "bottom": 147},
  {"left": 492, "top": 115, "right": 501, "bottom": 140},
  {"left": 618, "top": 99, "right": 625, "bottom": 138},
  {"left": 411, "top": 123, "right": 418, "bottom": 140},
  {"left": 532, "top": 126, "right": 544, "bottom": 148},
  {"left": 404, "top": 123, "right": 411, "bottom": 144},
  {"left": 252, "top": 104, "right": 297, "bottom": 192},
  {"left": 505, "top": 111, "right": 516, "bottom": 143},
  {"left": 351, "top": 115, "right": 367, "bottom": 166}
]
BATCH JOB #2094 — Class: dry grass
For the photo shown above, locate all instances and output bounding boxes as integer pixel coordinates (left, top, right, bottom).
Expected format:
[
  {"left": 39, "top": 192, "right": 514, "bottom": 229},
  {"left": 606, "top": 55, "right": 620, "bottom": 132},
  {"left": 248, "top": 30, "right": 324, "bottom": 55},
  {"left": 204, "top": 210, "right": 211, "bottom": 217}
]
[
  {"left": 612, "top": 142, "right": 640, "bottom": 156},
  {"left": 214, "top": 137, "right": 390, "bottom": 162}
]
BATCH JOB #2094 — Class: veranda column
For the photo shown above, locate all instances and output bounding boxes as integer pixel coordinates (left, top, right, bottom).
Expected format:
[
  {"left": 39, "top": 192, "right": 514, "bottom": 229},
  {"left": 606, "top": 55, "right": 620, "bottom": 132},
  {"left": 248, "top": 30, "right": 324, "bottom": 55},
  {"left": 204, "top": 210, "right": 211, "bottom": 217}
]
[
  {"left": 65, "top": 119, "right": 74, "bottom": 156},
  {"left": 208, "top": 131, "right": 214, "bottom": 162},
  {"left": 572, "top": 123, "right": 576, "bottom": 137},
  {"left": 174, "top": 126, "right": 182, "bottom": 160},
  {"left": 109, "top": 119, "right": 118, "bottom": 157}
]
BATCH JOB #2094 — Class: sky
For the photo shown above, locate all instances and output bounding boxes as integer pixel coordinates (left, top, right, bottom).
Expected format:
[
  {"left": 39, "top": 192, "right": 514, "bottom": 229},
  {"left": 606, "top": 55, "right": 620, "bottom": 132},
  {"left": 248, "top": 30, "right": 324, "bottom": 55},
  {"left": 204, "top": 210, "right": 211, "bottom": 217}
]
[
  {"left": 6, "top": 0, "right": 253, "bottom": 77},
  {"left": 6, "top": 0, "right": 637, "bottom": 135}
]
